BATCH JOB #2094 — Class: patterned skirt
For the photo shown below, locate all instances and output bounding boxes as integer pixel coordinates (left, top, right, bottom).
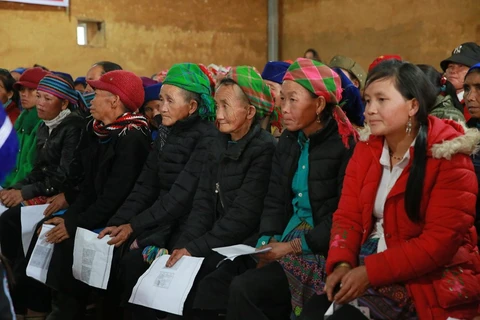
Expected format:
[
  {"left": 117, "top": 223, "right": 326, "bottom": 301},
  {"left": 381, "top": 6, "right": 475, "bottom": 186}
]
[
  {"left": 356, "top": 238, "right": 418, "bottom": 320},
  {"left": 278, "top": 221, "right": 327, "bottom": 318}
]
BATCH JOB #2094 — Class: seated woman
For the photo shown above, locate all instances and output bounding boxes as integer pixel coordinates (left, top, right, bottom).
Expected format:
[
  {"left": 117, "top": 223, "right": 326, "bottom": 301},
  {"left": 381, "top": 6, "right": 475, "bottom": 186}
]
[
  {"left": 1, "top": 68, "right": 49, "bottom": 189},
  {"left": 141, "top": 82, "right": 166, "bottom": 141},
  {"left": 31, "top": 70, "right": 151, "bottom": 319},
  {"left": 261, "top": 60, "right": 291, "bottom": 138},
  {"left": 418, "top": 64, "right": 465, "bottom": 122},
  {"left": 97, "top": 63, "right": 218, "bottom": 319},
  {"left": 320, "top": 60, "right": 480, "bottom": 320},
  {"left": 226, "top": 58, "right": 358, "bottom": 320},
  {"left": 0, "top": 74, "right": 87, "bottom": 317},
  {"left": 165, "top": 66, "right": 277, "bottom": 318}
]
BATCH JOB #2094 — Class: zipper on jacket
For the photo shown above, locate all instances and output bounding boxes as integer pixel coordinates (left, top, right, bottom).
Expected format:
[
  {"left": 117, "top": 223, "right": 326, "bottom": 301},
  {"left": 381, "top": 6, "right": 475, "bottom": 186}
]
[{"left": 215, "top": 182, "right": 225, "bottom": 209}]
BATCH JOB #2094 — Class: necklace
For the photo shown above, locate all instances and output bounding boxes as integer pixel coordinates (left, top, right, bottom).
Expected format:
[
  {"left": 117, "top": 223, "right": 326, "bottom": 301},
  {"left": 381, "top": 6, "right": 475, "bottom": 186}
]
[{"left": 388, "top": 150, "right": 403, "bottom": 161}]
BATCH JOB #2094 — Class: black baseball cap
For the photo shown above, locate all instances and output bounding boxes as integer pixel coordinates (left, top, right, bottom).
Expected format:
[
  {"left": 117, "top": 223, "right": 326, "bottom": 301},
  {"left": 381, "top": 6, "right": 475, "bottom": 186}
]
[{"left": 440, "top": 42, "right": 480, "bottom": 71}]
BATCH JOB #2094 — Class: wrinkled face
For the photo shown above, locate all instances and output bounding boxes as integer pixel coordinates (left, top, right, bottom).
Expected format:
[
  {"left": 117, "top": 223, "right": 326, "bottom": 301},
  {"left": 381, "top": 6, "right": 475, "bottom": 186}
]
[
  {"left": 215, "top": 84, "right": 254, "bottom": 136},
  {"left": 85, "top": 65, "right": 104, "bottom": 93},
  {"left": 464, "top": 72, "right": 480, "bottom": 119},
  {"left": 0, "top": 80, "right": 12, "bottom": 104},
  {"left": 144, "top": 99, "right": 162, "bottom": 128},
  {"left": 280, "top": 80, "right": 322, "bottom": 133},
  {"left": 364, "top": 78, "right": 418, "bottom": 137},
  {"left": 159, "top": 84, "right": 196, "bottom": 126},
  {"left": 19, "top": 87, "right": 37, "bottom": 109},
  {"left": 445, "top": 63, "right": 469, "bottom": 92},
  {"left": 36, "top": 91, "right": 66, "bottom": 120},
  {"left": 90, "top": 89, "right": 116, "bottom": 123},
  {"left": 264, "top": 80, "right": 282, "bottom": 107}
]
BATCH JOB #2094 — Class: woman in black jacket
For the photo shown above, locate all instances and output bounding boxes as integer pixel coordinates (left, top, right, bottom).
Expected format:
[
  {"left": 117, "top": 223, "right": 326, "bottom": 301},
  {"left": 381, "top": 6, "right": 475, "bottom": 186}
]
[
  {"left": 0, "top": 74, "right": 88, "bottom": 318},
  {"left": 36, "top": 70, "right": 151, "bottom": 320},
  {"left": 227, "top": 59, "right": 358, "bottom": 320},
  {"left": 97, "top": 63, "right": 218, "bottom": 320},
  {"left": 165, "top": 66, "right": 277, "bottom": 318}
]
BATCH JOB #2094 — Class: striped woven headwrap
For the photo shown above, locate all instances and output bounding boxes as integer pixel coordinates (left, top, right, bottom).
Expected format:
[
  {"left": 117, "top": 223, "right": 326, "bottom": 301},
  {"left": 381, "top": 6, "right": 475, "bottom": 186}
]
[
  {"left": 37, "top": 74, "right": 88, "bottom": 112},
  {"left": 224, "top": 66, "right": 275, "bottom": 119},
  {"left": 83, "top": 91, "right": 95, "bottom": 109},
  {"left": 163, "top": 63, "right": 215, "bottom": 120},
  {"left": 283, "top": 58, "right": 343, "bottom": 104}
]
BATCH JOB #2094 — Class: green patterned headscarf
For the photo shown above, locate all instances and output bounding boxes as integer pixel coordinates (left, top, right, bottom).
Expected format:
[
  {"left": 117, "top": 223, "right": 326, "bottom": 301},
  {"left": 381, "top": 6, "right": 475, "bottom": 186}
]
[
  {"left": 224, "top": 66, "right": 275, "bottom": 119},
  {"left": 163, "top": 63, "right": 216, "bottom": 120}
]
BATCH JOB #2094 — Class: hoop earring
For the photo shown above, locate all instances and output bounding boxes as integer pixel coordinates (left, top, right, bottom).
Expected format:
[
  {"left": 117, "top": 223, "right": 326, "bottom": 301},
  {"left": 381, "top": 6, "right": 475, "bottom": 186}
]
[{"left": 406, "top": 116, "right": 412, "bottom": 135}]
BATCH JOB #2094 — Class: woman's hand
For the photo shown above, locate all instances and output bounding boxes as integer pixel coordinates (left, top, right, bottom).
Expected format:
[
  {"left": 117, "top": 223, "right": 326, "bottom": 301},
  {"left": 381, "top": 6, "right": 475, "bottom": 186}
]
[
  {"left": 100, "top": 224, "right": 133, "bottom": 247},
  {"left": 45, "top": 217, "right": 70, "bottom": 243},
  {"left": 1, "top": 189, "right": 23, "bottom": 207},
  {"left": 44, "top": 193, "right": 68, "bottom": 217},
  {"left": 256, "top": 242, "right": 293, "bottom": 264},
  {"left": 324, "top": 264, "right": 352, "bottom": 301},
  {"left": 333, "top": 266, "right": 370, "bottom": 304},
  {"left": 166, "top": 248, "right": 191, "bottom": 267}
]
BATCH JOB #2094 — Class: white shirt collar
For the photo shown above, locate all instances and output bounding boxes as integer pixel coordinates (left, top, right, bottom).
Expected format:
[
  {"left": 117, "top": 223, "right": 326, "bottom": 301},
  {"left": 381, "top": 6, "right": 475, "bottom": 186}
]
[
  {"left": 379, "top": 139, "right": 415, "bottom": 168},
  {"left": 457, "top": 90, "right": 464, "bottom": 102}
]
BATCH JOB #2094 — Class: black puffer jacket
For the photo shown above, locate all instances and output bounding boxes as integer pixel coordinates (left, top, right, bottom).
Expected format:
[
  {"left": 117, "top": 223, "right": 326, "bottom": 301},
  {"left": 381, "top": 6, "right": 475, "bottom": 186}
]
[
  {"left": 175, "top": 124, "right": 276, "bottom": 257},
  {"left": 62, "top": 124, "right": 151, "bottom": 236},
  {"left": 259, "top": 116, "right": 356, "bottom": 256},
  {"left": 12, "top": 112, "right": 86, "bottom": 200},
  {"left": 107, "top": 114, "right": 217, "bottom": 247}
]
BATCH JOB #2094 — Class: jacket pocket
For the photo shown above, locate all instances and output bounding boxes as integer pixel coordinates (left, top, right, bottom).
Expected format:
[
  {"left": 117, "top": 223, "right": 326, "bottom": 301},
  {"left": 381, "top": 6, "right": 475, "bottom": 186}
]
[{"left": 431, "top": 247, "right": 480, "bottom": 308}]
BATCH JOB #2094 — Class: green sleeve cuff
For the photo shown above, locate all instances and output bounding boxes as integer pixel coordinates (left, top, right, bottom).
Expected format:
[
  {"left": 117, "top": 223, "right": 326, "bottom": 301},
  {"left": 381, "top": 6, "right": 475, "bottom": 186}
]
[{"left": 256, "top": 235, "right": 281, "bottom": 248}]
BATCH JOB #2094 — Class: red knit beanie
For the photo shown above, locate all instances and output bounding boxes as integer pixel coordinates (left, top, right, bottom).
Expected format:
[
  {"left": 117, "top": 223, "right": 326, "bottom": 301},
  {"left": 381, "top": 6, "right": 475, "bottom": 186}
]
[
  {"left": 13, "top": 67, "right": 50, "bottom": 90},
  {"left": 87, "top": 70, "right": 144, "bottom": 112}
]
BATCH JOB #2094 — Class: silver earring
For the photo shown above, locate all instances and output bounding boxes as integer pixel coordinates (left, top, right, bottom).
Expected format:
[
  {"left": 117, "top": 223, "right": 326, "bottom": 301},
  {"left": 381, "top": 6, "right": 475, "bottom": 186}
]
[
  {"left": 406, "top": 116, "right": 412, "bottom": 135},
  {"left": 316, "top": 113, "right": 321, "bottom": 123}
]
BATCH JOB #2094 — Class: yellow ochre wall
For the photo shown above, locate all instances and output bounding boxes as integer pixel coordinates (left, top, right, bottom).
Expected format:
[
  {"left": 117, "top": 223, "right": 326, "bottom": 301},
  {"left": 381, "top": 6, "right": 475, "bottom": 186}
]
[
  {"left": 280, "top": 0, "right": 480, "bottom": 71},
  {"left": 0, "top": 0, "right": 268, "bottom": 78}
]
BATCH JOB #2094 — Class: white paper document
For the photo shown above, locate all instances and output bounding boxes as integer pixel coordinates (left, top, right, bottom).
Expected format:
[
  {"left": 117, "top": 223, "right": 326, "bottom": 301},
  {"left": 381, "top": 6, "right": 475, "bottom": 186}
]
[
  {"left": 213, "top": 244, "right": 272, "bottom": 261},
  {"left": 21, "top": 204, "right": 49, "bottom": 256},
  {"left": 72, "top": 227, "right": 114, "bottom": 289},
  {"left": 129, "top": 255, "right": 204, "bottom": 315},
  {"left": 324, "top": 300, "right": 370, "bottom": 319},
  {"left": 26, "top": 224, "right": 54, "bottom": 283}
]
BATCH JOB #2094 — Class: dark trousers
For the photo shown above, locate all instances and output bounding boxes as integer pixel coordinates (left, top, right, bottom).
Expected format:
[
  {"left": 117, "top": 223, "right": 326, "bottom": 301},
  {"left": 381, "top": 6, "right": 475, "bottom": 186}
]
[
  {"left": 0, "top": 206, "right": 22, "bottom": 265},
  {"left": 182, "top": 253, "right": 256, "bottom": 320},
  {"left": 0, "top": 205, "right": 51, "bottom": 314},
  {"left": 226, "top": 261, "right": 292, "bottom": 320},
  {"left": 298, "top": 294, "right": 368, "bottom": 320},
  {"left": 114, "top": 248, "right": 163, "bottom": 320}
]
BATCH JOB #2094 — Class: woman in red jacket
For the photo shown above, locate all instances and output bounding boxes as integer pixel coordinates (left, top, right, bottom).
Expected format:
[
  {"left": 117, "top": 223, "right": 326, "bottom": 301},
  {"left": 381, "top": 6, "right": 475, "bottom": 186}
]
[{"left": 322, "top": 60, "right": 480, "bottom": 320}]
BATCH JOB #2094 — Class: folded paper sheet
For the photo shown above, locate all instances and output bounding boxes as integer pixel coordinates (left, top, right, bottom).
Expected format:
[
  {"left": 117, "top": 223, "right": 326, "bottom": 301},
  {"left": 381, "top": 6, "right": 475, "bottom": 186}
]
[
  {"left": 72, "top": 228, "right": 114, "bottom": 289},
  {"left": 129, "top": 255, "right": 204, "bottom": 315}
]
